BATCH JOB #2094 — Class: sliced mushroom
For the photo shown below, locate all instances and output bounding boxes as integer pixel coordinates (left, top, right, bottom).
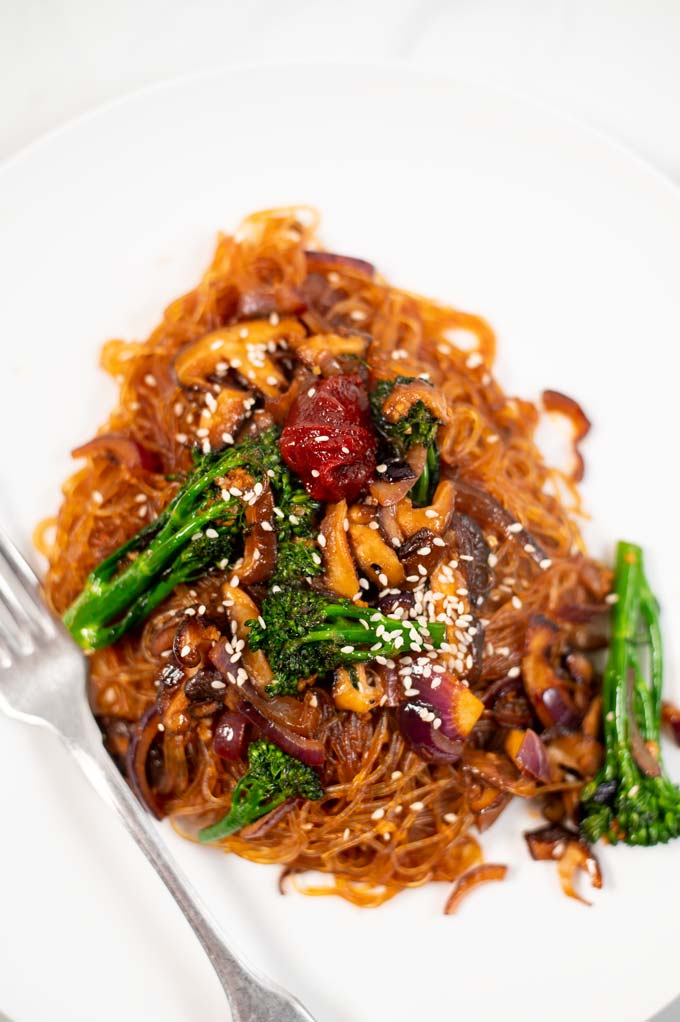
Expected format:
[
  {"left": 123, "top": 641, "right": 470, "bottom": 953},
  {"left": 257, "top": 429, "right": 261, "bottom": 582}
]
[
  {"left": 380, "top": 379, "right": 449, "bottom": 426},
  {"left": 239, "top": 486, "right": 277, "bottom": 584},
  {"left": 319, "top": 499, "right": 360, "bottom": 599},
  {"left": 218, "top": 584, "right": 274, "bottom": 690},
  {"left": 174, "top": 318, "right": 305, "bottom": 394},
  {"left": 332, "top": 664, "right": 384, "bottom": 713},
  {"left": 521, "top": 615, "right": 580, "bottom": 730},
  {"left": 199, "top": 386, "right": 254, "bottom": 447},
  {"left": 348, "top": 523, "right": 405, "bottom": 588},
  {"left": 287, "top": 331, "right": 368, "bottom": 372},
  {"left": 397, "top": 528, "right": 445, "bottom": 587},
  {"left": 395, "top": 479, "right": 456, "bottom": 537}
]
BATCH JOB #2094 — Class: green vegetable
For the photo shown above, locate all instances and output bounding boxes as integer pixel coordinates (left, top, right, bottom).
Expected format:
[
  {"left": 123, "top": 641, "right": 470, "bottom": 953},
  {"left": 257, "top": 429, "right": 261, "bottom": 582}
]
[
  {"left": 271, "top": 539, "right": 323, "bottom": 588},
  {"left": 64, "top": 427, "right": 318, "bottom": 651},
  {"left": 247, "top": 587, "right": 446, "bottom": 697},
  {"left": 580, "top": 541, "right": 680, "bottom": 846},
  {"left": 370, "top": 375, "right": 441, "bottom": 506},
  {"left": 198, "top": 740, "right": 323, "bottom": 842}
]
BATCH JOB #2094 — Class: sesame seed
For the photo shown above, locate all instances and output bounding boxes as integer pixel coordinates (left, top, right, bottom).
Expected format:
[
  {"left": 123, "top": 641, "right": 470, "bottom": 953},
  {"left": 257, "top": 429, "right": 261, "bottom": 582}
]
[
  {"left": 311, "top": 469, "right": 320, "bottom": 478},
  {"left": 341, "top": 446, "right": 350, "bottom": 454},
  {"left": 230, "top": 575, "right": 240, "bottom": 588},
  {"left": 371, "top": 808, "right": 385, "bottom": 820},
  {"left": 466, "top": 352, "right": 483, "bottom": 369},
  {"left": 266, "top": 375, "right": 279, "bottom": 386},
  {"left": 343, "top": 827, "right": 350, "bottom": 841},
  {"left": 239, "top": 327, "right": 249, "bottom": 339},
  {"left": 180, "top": 644, "right": 191, "bottom": 657},
  {"left": 317, "top": 533, "right": 327, "bottom": 548},
  {"left": 350, "top": 309, "right": 366, "bottom": 321},
  {"left": 341, "top": 645, "right": 355, "bottom": 654},
  {"left": 92, "top": 490, "right": 103, "bottom": 504},
  {"left": 368, "top": 520, "right": 380, "bottom": 530},
  {"left": 417, "top": 546, "right": 431, "bottom": 556},
  {"left": 176, "top": 433, "right": 187, "bottom": 443},
  {"left": 629, "top": 784, "right": 640, "bottom": 798},
  {"left": 289, "top": 514, "right": 300, "bottom": 525},
  {"left": 508, "top": 666, "right": 521, "bottom": 678},
  {"left": 359, "top": 578, "right": 370, "bottom": 590},
  {"left": 443, "top": 812, "right": 457, "bottom": 824},
  {"left": 511, "top": 595, "right": 522, "bottom": 609},
  {"left": 201, "top": 438, "right": 211, "bottom": 454},
  {"left": 524, "top": 543, "right": 535, "bottom": 554},
  {"left": 307, "top": 387, "right": 316, "bottom": 397},
  {"left": 343, "top": 518, "right": 349, "bottom": 531},
  {"left": 269, "top": 312, "right": 280, "bottom": 326},
  {"left": 144, "top": 373, "right": 156, "bottom": 386},
  {"left": 316, "top": 435, "right": 330, "bottom": 442},
  {"left": 376, "top": 464, "right": 387, "bottom": 474},
  {"left": 261, "top": 521, "right": 273, "bottom": 532},
  {"left": 204, "top": 528, "right": 218, "bottom": 539},
  {"left": 378, "top": 572, "right": 388, "bottom": 587},
  {"left": 605, "top": 593, "right": 619, "bottom": 604},
  {"left": 211, "top": 679, "right": 226, "bottom": 690},
  {"left": 229, "top": 487, "right": 243, "bottom": 497},
  {"left": 488, "top": 553, "right": 498, "bottom": 567},
  {"left": 487, "top": 434, "right": 499, "bottom": 444},
  {"left": 425, "top": 509, "right": 438, "bottom": 519},
  {"left": 507, "top": 522, "right": 523, "bottom": 534},
  {"left": 540, "top": 558, "right": 552, "bottom": 570},
  {"left": 409, "top": 801, "right": 424, "bottom": 812},
  {"left": 391, "top": 770, "right": 403, "bottom": 780},
  {"left": 196, "top": 428, "right": 209, "bottom": 438}
]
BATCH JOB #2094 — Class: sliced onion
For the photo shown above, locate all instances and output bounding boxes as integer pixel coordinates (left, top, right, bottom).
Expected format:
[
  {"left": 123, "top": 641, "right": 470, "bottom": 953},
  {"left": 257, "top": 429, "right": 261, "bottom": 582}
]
[
  {"left": 304, "top": 250, "right": 375, "bottom": 277},
  {"left": 399, "top": 673, "right": 484, "bottom": 761},
  {"left": 240, "top": 682, "right": 321, "bottom": 737},
  {"left": 444, "top": 864, "right": 508, "bottom": 915},
  {"left": 213, "top": 709, "right": 248, "bottom": 761},
  {"left": 505, "top": 728, "right": 551, "bottom": 783},
  {"left": 454, "top": 478, "right": 547, "bottom": 567},
  {"left": 72, "top": 433, "right": 160, "bottom": 472},
  {"left": 542, "top": 389, "right": 591, "bottom": 483},
  {"left": 238, "top": 698, "right": 325, "bottom": 766},
  {"left": 398, "top": 701, "right": 463, "bottom": 762},
  {"left": 467, "top": 785, "right": 512, "bottom": 833},
  {"left": 126, "top": 704, "right": 163, "bottom": 819}
]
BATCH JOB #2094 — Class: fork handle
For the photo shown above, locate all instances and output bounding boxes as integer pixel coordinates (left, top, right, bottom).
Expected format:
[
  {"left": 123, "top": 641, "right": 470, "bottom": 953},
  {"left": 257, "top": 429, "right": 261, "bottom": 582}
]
[{"left": 62, "top": 702, "right": 315, "bottom": 1022}]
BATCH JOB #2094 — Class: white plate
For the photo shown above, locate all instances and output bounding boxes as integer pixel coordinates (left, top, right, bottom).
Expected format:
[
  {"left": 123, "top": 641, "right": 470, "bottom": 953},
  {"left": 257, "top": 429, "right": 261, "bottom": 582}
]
[{"left": 1, "top": 64, "right": 679, "bottom": 1022}]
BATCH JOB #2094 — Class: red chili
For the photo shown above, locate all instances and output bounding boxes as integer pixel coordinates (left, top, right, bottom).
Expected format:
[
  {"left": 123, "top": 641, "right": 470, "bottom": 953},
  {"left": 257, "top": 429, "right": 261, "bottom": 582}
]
[{"left": 279, "top": 374, "right": 376, "bottom": 502}]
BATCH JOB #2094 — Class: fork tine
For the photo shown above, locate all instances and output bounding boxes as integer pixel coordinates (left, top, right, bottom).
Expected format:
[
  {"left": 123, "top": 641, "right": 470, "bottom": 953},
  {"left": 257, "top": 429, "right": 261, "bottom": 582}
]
[{"left": 0, "top": 527, "right": 56, "bottom": 637}]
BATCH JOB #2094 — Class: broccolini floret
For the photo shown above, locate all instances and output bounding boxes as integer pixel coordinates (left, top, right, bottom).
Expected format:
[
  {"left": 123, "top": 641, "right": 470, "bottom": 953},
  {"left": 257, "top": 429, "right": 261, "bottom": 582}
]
[
  {"left": 247, "top": 587, "right": 446, "bottom": 697},
  {"left": 580, "top": 541, "right": 680, "bottom": 847},
  {"left": 198, "top": 740, "right": 323, "bottom": 842}
]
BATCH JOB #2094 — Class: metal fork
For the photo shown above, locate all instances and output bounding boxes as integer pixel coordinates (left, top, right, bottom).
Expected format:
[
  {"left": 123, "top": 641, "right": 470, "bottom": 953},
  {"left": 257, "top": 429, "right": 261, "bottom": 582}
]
[{"left": 0, "top": 527, "right": 317, "bottom": 1022}]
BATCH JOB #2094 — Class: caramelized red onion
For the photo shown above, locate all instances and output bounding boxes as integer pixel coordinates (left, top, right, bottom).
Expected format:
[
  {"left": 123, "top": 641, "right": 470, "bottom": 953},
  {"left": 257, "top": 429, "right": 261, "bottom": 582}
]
[
  {"left": 304, "top": 250, "right": 375, "bottom": 277},
  {"left": 444, "top": 864, "right": 508, "bottom": 915},
  {"left": 542, "top": 389, "right": 591, "bottom": 483},
  {"left": 213, "top": 709, "right": 248, "bottom": 761},
  {"left": 237, "top": 697, "right": 325, "bottom": 766},
  {"left": 72, "top": 433, "right": 160, "bottom": 472},
  {"left": 454, "top": 478, "right": 547, "bottom": 567},
  {"left": 126, "top": 704, "right": 163, "bottom": 819},
  {"left": 505, "top": 728, "right": 551, "bottom": 783},
  {"left": 399, "top": 672, "right": 484, "bottom": 762}
]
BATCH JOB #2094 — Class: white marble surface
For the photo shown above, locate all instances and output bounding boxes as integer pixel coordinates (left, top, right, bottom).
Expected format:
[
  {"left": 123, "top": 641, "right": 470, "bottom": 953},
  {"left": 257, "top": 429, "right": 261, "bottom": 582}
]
[{"left": 2, "top": 3, "right": 680, "bottom": 1021}]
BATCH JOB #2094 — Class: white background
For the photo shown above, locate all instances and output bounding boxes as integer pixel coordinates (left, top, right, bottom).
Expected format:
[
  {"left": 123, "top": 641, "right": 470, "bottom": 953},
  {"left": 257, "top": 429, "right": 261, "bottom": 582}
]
[{"left": 2, "top": 3, "right": 680, "bottom": 1021}]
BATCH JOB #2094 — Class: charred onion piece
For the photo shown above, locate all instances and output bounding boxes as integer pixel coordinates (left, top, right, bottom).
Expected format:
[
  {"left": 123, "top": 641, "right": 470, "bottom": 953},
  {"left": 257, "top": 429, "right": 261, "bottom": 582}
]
[
  {"left": 237, "top": 698, "right": 325, "bottom": 766},
  {"left": 454, "top": 478, "right": 547, "bottom": 568},
  {"left": 451, "top": 513, "right": 492, "bottom": 604},
  {"left": 542, "top": 389, "right": 591, "bottom": 483},
  {"left": 444, "top": 864, "right": 508, "bottom": 915},
  {"left": 213, "top": 709, "right": 249, "bottom": 761},
  {"left": 72, "top": 433, "right": 159, "bottom": 472},
  {"left": 126, "top": 704, "right": 164, "bottom": 819},
  {"left": 505, "top": 728, "right": 551, "bottom": 783},
  {"left": 304, "top": 249, "right": 375, "bottom": 277}
]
